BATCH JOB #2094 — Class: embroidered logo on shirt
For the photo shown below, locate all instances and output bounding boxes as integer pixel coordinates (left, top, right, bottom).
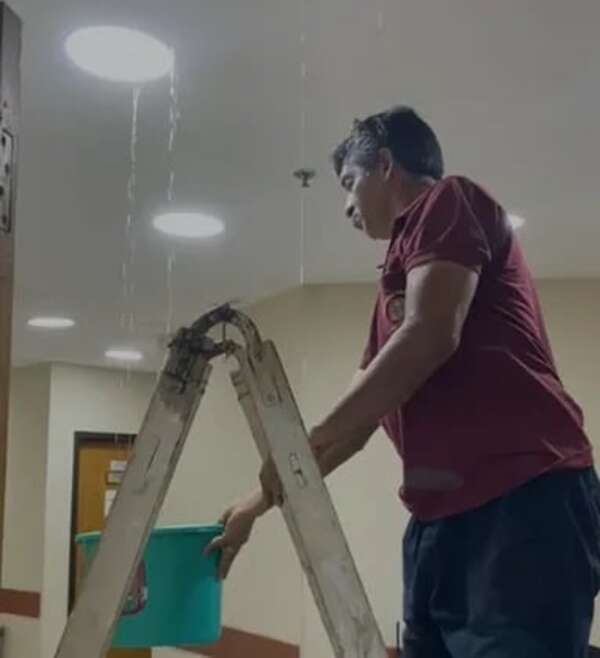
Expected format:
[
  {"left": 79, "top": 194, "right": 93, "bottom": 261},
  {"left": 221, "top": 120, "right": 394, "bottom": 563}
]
[{"left": 384, "top": 293, "right": 405, "bottom": 326}]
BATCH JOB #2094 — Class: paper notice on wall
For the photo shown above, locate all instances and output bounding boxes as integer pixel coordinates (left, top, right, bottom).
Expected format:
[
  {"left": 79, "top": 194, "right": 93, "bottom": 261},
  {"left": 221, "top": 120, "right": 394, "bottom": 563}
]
[
  {"left": 106, "top": 460, "right": 128, "bottom": 485},
  {"left": 104, "top": 489, "right": 117, "bottom": 518},
  {"left": 106, "top": 471, "right": 124, "bottom": 485}
]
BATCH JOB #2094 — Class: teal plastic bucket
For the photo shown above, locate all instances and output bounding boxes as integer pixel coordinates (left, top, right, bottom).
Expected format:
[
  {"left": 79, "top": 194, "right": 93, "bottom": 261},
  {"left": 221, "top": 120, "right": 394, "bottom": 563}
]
[{"left": 75, "top": 525, "right": 223, "bottom": 648}]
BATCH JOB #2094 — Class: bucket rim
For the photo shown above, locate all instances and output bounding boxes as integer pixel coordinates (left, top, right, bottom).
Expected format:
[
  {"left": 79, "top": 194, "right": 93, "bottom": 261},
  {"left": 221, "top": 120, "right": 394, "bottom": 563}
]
[{"left": 75, "top": 524, "right": 224, "bottom": 544}]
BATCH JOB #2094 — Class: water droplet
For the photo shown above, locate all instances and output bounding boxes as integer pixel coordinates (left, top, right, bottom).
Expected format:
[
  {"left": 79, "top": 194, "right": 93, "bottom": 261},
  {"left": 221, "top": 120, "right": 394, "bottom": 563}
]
[
  {"left": 168, "top": 54, "right": 179, "bottom": 154},
  {"left": 166, "top": 248, "right": 176, "bottom": 335},
  {"left": 167, "top": 171, "right": 175, "bottom": 203}
]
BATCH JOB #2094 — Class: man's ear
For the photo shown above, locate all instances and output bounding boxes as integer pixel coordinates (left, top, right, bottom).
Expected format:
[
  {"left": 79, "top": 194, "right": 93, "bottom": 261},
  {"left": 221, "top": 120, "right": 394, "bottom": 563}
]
[{"left": 378, "top": 147, "right": 395, "bottom": 181}]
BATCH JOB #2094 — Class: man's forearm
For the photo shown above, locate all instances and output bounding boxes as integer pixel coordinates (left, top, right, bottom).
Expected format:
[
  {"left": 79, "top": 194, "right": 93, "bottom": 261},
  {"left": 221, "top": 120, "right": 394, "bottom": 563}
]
[
  {"left": 251, "top": 424, "right": 374, "bottom": 518},
  {"left": 312, "top": 424, "right": 376, "bottom": 477},
  {"left": 244, "top": 487, "right": 273, "bottom": 517},
  {"left": 319, "top": 321, "right": 456, "bottom": 448}
]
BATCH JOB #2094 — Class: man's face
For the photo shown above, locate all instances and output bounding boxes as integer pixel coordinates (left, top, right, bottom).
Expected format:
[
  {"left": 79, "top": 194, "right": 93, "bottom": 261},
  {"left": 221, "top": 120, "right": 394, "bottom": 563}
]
[{"left": 339, "top": 159, "right": 390, "bottom": 240}]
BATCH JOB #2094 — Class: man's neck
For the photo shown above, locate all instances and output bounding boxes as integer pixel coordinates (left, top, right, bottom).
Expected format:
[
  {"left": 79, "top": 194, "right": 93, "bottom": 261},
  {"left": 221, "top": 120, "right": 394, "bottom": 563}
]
[{"left": 390, "top": 176, "right": 437, "bottom": 219}]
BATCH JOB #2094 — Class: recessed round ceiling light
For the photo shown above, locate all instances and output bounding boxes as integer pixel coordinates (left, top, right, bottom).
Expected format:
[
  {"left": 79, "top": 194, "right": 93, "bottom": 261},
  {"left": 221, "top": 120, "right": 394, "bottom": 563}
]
[
  {"left": 508, "top": 213, "right": 526, "bottom": 230},
  {"left": 105, "top": 349, "right": 143, "bottom": 362},
  {"left": 153, "top": 212, "right": 225, "bottom": 239},
  {"left": 65, "top": 26, "right": 173, "bottom": 83},
  {"left": 28, "top": 317, "right": 75, "bottom": 329}
]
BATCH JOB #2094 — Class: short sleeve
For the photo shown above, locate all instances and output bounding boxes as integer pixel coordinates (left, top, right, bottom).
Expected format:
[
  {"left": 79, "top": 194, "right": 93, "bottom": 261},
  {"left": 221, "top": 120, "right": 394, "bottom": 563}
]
[{"left": 400, "top": 178, "right": 491, "bottom": 273}]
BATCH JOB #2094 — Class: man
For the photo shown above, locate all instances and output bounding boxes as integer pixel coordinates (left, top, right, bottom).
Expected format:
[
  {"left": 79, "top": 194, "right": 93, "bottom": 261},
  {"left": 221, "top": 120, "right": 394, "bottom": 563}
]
[{"left": 206, "top": 106, "right": 600, "bottom": 657}]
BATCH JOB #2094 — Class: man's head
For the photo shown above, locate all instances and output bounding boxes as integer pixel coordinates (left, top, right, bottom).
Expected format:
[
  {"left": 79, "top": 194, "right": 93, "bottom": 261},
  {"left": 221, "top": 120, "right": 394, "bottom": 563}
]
[{"left": 332, "top": 106, "right": 444, "bottom": 240}]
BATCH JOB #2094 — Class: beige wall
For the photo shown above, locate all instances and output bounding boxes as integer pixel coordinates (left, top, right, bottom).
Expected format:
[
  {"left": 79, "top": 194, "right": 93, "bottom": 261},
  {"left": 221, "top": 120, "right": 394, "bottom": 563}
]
[
  {"left": 0, "top": 616, "right": 41, "bottom": 658},
  {"left": 3, "top": 364, "right": 50, "bottom": 589},
  {"left": 537, "top": 280, "right": 600, "bottom": 450},
  {"left": 1, "top": 365, "right": 51, "bottom": 658},
  {"left": 4, "top": 280, "right": 600, "bottom": 658},
  {"left": 538, "top": 280, "right": 600, "bottom": 646},
  {"left": 40, "top": 364, "right": 155, "bottom": 658}
]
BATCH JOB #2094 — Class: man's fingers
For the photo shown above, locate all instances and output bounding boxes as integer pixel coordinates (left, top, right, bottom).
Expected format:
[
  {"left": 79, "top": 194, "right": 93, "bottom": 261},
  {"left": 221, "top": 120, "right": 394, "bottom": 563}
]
[
  {"left": 218, "top": 546, "right": 238, "bottom": 579},
  {"left": 273, "top": 473, "right": 283, "bottom": 504},
  {"left": 204, "top": 535, "right": 225, "bottom": 556},
  {"left": 205, "top": 536, "right": 241, "bottom": 578},
  {"left": 218, "top": 508, "right": 232, "bottom": 525},
  {"left": 259, "top": 470, "right": 269, "bottom": 495},
  {"left": 260, "top": 476, "right": 275, "bottom": 506},
  {"left": 272, "top": 477, "right": 283, "bottom": 506},
  {"left": 260, "top": 459, "right": 285, "bottom": 507}
]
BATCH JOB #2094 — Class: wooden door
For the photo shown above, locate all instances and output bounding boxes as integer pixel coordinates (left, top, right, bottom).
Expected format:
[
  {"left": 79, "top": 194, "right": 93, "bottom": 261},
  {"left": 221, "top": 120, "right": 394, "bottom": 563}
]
[{"left": 72, "top": 435, "right": 150, "bottom": 658}]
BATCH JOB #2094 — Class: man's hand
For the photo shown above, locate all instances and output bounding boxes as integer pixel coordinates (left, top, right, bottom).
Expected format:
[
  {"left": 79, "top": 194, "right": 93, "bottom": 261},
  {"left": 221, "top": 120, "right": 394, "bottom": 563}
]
[
  {"left": 204, "top": 491, "right": 268, "bottom": 578},
  {"left": 258, "top": 426, "right": 328, "bottom": 506},
  {"left": 259, "top": 454, "right": 283, "bottom": 507},
  {"left": 259, "top": 424, "right": 374, "bottom": 506}
]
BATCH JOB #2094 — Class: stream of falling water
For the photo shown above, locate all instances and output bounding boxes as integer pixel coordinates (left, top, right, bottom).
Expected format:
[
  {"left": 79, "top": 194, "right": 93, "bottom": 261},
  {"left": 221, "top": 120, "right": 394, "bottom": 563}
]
[
  {"left": 156, "top": 54, "right": 180, "bottom": 383},
  {"left": 298, "top": 2, "right": 308, "bottom": 287},
  {"left": 168, "top": 55, "right": 180, "bottom": 202},
  {"left": 166, "top": 55, "right": 179, "bottom": 336},
  {"left": 119, "top": 86, "right": 142, "bottom": 390},
  {"left": 166, "top": 247, "right": 175, "bottom": 337},
  {"left": 121, "top": 86, "right": 142, "bottom": 333}
]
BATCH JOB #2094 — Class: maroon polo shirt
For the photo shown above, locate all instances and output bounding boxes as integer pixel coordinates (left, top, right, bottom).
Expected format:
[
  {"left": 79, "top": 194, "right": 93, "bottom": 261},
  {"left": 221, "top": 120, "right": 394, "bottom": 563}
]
[{"left": 362, "top": 176, "right": 592, "bottom": 520}]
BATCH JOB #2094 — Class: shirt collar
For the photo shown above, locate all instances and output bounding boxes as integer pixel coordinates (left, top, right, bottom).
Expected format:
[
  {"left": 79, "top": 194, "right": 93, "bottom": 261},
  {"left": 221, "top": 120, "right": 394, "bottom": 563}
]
[{"left": 376, "top": 181, "right": 440, "bottom": 271}]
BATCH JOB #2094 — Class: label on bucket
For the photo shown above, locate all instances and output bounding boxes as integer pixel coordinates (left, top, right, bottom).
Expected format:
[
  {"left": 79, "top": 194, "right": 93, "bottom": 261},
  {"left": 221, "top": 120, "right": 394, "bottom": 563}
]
[{"left": 122, "top": 561, "right": 148, "bottom": 616}]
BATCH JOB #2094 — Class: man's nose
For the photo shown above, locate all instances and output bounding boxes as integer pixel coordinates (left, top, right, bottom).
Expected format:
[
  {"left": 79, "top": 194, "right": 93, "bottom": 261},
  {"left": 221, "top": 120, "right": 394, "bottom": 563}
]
[{"left": 345, "top": 200, "right": 355, "bottom": 220}]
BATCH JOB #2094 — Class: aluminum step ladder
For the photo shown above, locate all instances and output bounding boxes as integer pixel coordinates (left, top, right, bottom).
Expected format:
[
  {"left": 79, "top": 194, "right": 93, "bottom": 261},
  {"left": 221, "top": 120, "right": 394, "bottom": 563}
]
[{"left": 54, "top": 304, "right": 388, "bottom": 658}]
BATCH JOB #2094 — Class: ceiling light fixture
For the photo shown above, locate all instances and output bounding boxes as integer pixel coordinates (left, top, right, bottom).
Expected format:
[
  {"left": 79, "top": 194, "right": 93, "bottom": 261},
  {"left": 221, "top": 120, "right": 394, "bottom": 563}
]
[
  {"left": 508, "top": 213, "right": 526, "bottom": 230},
  {"left": 153, "top": 212, "right": 225, "bottom": 239},
  {"left": 28, "top": 317, "right": 75, "bottom": 329},
  {"left": 105, "top": 349, "right": 143, "bottom": 362},
  {"left": 65, "top": 26, "right": 173, "bottom": 83}
]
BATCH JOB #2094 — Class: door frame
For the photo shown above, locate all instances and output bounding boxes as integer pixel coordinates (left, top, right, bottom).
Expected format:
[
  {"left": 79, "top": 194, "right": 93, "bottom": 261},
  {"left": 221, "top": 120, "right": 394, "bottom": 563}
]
[{"left": 68, "top": 431, "right": 136, "bottom": 611}]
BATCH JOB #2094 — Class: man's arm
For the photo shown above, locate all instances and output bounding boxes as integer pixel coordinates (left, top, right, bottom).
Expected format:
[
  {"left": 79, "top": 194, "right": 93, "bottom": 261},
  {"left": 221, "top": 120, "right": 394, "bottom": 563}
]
[
  {"left": 259, "top": 261, "right": 478, "bottom": 504},
  {"left": 307, "top": 261, "right": 479, "bottom": 453},
  {"left": 258, "top": 369, "right": 377, "bottom": 506},
  {"left": 309, "top": 368, "right": 376, "bottom": 475}
]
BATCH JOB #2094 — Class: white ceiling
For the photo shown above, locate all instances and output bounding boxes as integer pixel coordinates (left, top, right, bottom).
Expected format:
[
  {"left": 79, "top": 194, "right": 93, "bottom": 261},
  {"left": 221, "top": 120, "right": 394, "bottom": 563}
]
[{"left": 9, "top": 0, "right": 600, "bottom": 371}]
